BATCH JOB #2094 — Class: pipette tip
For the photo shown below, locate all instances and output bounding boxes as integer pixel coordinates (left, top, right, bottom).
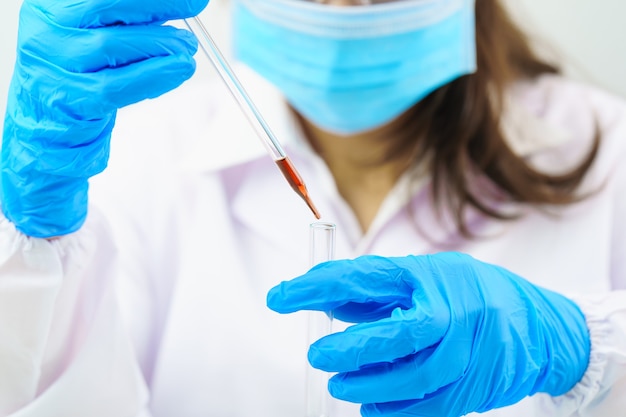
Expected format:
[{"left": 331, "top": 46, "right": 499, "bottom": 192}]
[
  {"left": 305, "top": 196, "right": 322, "bottom": 220},
  {"left": 275, "top": 156, "right": 321, "bottom": 220}
]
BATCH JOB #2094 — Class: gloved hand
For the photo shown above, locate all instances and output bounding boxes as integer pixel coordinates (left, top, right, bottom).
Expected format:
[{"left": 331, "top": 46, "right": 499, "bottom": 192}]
[
  {"left": 267, "top": 252, "right": 590, "bottom": 417},
  {"left": 0, "top": 0, "right": 208, "bottom": 238}
]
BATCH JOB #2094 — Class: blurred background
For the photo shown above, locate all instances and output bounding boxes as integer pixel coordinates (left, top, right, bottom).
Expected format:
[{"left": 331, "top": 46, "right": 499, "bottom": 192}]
[{"left": 1, "top": 0, "right": 625, "bottom": 128}]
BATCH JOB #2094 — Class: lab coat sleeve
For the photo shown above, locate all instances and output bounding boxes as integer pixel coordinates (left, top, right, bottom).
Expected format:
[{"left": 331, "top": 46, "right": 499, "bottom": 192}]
[
  {"left": 550, "top": 292, "right": 626, "bottom": 416},
  {"left": 537, "top": 85, "right": 626, "bottom": 416},
  {"left": 0, "top": 208, "right": 153, "bottom": 416}
]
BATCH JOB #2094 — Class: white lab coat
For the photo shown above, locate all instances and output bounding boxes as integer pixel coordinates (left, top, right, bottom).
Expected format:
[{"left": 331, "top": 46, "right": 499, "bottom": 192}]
[{"left": 1, "top": 65, "right": 625, "bottom": 417}]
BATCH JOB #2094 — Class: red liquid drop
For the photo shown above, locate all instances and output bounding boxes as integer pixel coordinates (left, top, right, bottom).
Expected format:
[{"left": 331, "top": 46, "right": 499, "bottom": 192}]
[{"left": 275, "top": 157, "right": 321, "bottom": 219}]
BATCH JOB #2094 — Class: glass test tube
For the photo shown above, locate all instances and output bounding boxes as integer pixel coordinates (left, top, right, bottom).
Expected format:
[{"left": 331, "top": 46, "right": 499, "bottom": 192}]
[{"left": 306, "top": 222, "right": 336, "bottom": 417}]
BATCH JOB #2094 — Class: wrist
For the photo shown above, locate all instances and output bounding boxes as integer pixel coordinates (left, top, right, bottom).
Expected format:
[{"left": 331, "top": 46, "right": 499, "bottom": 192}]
[
  {"left": 1, "top": 175, "right": 89, "bottom": 238},
  {"left": 534, "top": 289, "right": 591, "bottom": 396},
  {"left": 1, "top": 99, "right": 114, "bottom": 238}
]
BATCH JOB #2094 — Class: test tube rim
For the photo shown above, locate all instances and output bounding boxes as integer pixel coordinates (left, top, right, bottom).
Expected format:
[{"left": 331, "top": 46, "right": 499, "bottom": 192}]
[{"left": 309, "top": 222, "right": 336, "bottom": 231}]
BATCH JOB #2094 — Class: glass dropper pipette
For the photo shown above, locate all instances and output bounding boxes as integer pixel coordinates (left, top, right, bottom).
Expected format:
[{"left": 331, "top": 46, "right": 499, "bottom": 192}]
[{"left": 183, "top": 16, "right": 321, "bottom": 219}]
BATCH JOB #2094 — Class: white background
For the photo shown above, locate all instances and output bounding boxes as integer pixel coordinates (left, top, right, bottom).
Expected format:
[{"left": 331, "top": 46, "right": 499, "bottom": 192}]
[{"left": 1, "top": 0, "right": 625, "bottom": 129}]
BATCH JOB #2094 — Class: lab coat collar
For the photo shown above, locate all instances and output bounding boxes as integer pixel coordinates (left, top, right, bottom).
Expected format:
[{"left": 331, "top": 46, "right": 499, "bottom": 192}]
[{"left": 180, "top": 68, "right": 573, "bottom": 253}]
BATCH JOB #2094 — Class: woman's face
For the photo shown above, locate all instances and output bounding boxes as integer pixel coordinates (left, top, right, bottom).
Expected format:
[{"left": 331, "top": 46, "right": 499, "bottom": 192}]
[{"left": 234, "top": 0, "right": 477, "bottom": 135}]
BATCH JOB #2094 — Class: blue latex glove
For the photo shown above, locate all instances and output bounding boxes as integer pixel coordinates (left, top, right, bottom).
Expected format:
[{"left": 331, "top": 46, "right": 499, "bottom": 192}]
[
  {"left": 267, "top": 252, "right": 590, "bottom": 417},
  {"left": 0, "top": 0, "right": 208, "bottom": 238}
]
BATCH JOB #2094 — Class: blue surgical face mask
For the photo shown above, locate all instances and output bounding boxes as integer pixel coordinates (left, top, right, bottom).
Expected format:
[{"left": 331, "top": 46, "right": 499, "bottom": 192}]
[{"left": 233, "top": 0, "right": 477, "bottom": 135}]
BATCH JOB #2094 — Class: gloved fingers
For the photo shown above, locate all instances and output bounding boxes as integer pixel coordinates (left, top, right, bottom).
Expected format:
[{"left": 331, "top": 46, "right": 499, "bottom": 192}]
[
  {"left": 267, "top": 256, "right": 416, "bottom": 316},
  {"left": 18, "top": 17, "right": 198, "bottom": 74},
  {"left": 308, "top": 305, "right": 450, "bottom": 372},
  {"left": 13, "top": 19, "right": 197, "bottom": 119},
  {"left": 360, "top": 384, "right": 466, "bottom": 417},
  {"left": 89, "top": 53, "right": 197, "bottom": 111},
  {"left": 17, "top": 52, "right": 197, "bottom": 120},
  {"left": 325, "top": 335, "right": 470, "bottom": 403},
  {"left": 330, "top": 298, "right": 410, "bottom": 323},
  {"left": 26, "top": 0, "right": 209, "bottom": 28}
]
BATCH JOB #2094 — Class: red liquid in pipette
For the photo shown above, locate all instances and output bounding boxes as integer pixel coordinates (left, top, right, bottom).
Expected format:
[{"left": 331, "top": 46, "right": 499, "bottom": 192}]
[{"left": 275, "top": 157, "right": 321, "bottom": 219}]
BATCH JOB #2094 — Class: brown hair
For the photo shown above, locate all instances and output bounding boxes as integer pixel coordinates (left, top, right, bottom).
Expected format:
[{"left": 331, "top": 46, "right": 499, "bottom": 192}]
[{"left": 394, "top": 0, "right": 599, "bottom": 237}]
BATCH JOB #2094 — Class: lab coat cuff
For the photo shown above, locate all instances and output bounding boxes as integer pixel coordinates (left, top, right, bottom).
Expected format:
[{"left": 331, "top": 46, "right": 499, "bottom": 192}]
[{"left": 543, "top": 292, "right": 626, "bottom": 414}]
